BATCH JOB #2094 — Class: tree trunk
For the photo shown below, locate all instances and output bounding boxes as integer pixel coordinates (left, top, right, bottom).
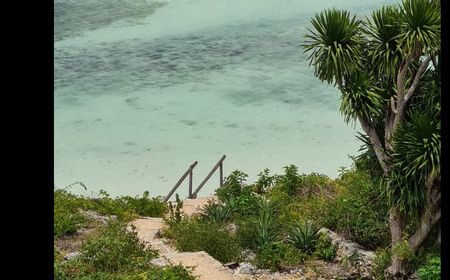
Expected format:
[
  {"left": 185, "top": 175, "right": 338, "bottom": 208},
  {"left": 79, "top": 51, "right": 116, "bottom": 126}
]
[
  {"left": 408, "top": 176, "right": 440, "bottom": 252},
  {"left": 385, "top": 206, "right": 408, "bottom": 279}
]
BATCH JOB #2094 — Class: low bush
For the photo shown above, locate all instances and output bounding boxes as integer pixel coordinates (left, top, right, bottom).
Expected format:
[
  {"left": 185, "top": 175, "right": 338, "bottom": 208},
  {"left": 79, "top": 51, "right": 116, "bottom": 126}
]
[
  {"left": 80, "top": 220, "right": 158, "bottom": 272},
  {"left": 162, "top": 217, "right": 241, "bottom": 263},
  {"left": 287, "top": 220, "right": 319, "bottom": 254},
  {"left": 255, "top": 241, "right": 306, "bottom": 271},
  {"left": 371, "top": 248, "right": 392, "bottom": 280},
  {"left": 200, "top": 197, "right": 236, "bottom": 224},
  {"left": 216, "top": 170, "right": 249, "bottom": 201},
  {"left": 54, "top": 189, "right": 167, "bottom": 238},
  {"left": 314, "top": 233, "right": 337, "bottom": 261},
  {"left": 54, "top": 190, "right": 86, "bottom": 238},
  {"left": 254, "top": 168, "right": 275, "bottom": 194},
  {"left": 284, "top": 168, "right": 387, "bottom": 250},
  {"left": 54, "top": 220, "right": 195, "bottom": 280},
  {"left": 417, "top": 256, "right": 440, "bottom": 280}
]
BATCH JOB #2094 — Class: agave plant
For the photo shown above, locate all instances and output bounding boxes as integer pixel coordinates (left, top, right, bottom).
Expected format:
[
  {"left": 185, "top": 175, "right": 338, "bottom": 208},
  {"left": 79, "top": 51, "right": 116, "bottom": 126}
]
[
  {"left": 254, "top": 198, "right": 278, "bottom": 247},
  {"left": 287, "top": 220, "right": 320, "bottom": 254},
  {"left": 200, "top": 198, "right": 236, "bottom": 224}
]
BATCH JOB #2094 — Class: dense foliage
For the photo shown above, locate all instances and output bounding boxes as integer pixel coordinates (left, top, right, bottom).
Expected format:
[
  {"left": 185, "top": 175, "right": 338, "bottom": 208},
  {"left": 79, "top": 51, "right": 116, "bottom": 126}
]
[
  {"left": 54, "top": 189, "right": 167, "bottom": 238},
  {"left": 54, "top": 221, "right": 194, "bottom": 280}
]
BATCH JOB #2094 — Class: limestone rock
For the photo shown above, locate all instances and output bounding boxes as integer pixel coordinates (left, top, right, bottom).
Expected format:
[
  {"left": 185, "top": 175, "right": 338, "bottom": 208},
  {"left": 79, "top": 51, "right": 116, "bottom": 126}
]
[
  {"left": 64, "top": 251, "right": 81, "bottom": 261},
  {"left": 237, "top": 262, "right": 257, "bottom": 275}
]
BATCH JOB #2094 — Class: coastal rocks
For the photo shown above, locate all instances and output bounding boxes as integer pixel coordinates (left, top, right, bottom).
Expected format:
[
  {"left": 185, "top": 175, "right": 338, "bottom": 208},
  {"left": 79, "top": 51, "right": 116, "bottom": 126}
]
[
  {"left": 318, "top": 228, "right": 375, "bottom": 279},
  {"left": 237, "top": 263, "right": 257, "bottom": 275},
  {"left": 241, "top": 249, "right": 256, "bottom": 262},
  {"left": 79, "top": 209, "right": 117, "bottom": 224},
  {"left": 150, "top": 257, "right": 170, "bottom": 267},
  {"left": 64, "top": 251, "right": 81, "bottom": 261},
  {"left": 224, "top": 262, "right": 240, "bottom": 269}
]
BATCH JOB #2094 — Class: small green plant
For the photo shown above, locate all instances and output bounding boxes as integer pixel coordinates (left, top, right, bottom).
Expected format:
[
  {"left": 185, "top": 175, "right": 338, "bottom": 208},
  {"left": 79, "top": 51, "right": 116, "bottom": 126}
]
[
  {"left": 254, "top": 198, "right": 278, "bottom": 247},
  {"left": 371, "top": 248, "right": 392, "bottom": 280},
  {"left": 119, "top": 191, "right": 167, "bottom": 217},
  {"left": 200, "top": 198, "right": 235, "bottom": 223},
  {"left": 216, "top": 170, "right": 249, "bottom": 201},
  {"left": 314, "top": 233, "right": 337, "bottom": 261},
  {"left": 280, "top": 165, "right": 300, "bottom": 196},
  {"left": 80, "top": 220, "right": 158, "bottom": 272},
  {"left": 287, "top": 220, "right": 319, "bottom": 254},
  {"left": 145, "top": 265, "right": 196, "bottom": 280},
  {"left": 166, "top": 194, "right": 183, "bottom": 225},
  {"left": 54, "top": 190, "right": 86, "bottom": 238},
  {"left": 341, "top": 251, "right": 360, "bottom": 267},
  {"left": 254, "top": 168, "right": 274, "bottom": 194},
  {"left": 417, "top": 256, "right": 440, "bottom": 280},
  {"left": 392, "top": 240, "right": 414, "bottom": 261},
  {"left": 163, "top": 218, "right": 241, "bottom": 263},
  {"left": 255, "top": 241, "right": 306, "bottom": 271}
]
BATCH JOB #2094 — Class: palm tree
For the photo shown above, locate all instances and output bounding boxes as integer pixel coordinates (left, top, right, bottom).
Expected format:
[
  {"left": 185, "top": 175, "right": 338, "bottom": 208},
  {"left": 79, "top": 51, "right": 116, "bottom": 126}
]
[{"left": 303, "top": 0, "right": 440, "bottom": 278}]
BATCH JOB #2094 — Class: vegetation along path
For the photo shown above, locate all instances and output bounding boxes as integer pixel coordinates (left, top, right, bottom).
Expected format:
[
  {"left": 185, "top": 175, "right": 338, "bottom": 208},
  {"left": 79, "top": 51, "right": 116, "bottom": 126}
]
[{"left": 130, "top": 196, "right": 237, "bottom": 280}]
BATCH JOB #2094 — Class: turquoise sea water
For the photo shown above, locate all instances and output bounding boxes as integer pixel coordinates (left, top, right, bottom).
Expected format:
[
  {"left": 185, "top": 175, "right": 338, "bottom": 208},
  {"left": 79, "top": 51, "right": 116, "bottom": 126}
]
[{"left": 54, "top": 0, "right": 396, "bottom": 198}]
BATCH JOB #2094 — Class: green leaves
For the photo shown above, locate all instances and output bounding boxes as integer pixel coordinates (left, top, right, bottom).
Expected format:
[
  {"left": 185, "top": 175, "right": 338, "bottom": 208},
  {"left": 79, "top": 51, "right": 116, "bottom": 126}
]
[
  {"left": 303, "top": 9, "right": 363, "bottom": 85},
  {"left": 339, "top": 70, "right": 384, "bottom": 123},
  {"left": 287, "top": 220, "right": 320, "bottom": 254},
  {"left": 386, "top": 111, "right": 440, "bottom": 216},
  {"left": 365, "top": 6, "right": 402, "bottom": 79},
  {"left": 397, "top": 0, "right": 440, "bottom": 53},
  {"left": 200, "top": 198, "right": 236, "bottom": 224}
]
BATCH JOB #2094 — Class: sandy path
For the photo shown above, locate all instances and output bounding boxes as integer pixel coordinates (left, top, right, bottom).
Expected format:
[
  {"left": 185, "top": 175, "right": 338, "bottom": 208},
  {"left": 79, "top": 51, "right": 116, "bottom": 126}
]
[{"left": 130, "top": 196, "right": 235, "bottom": 280}]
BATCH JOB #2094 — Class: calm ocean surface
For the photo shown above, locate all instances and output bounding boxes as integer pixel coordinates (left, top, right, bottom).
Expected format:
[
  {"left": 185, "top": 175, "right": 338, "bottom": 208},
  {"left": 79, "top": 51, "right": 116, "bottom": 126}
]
[{"left": 54, "top": 0, "right": 396, "bottom": 198}]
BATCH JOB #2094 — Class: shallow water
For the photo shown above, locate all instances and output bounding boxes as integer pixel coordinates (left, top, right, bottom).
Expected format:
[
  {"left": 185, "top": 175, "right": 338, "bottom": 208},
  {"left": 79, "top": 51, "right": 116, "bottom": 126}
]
[{"left": 54, "top": 0, "right": 396, "bottom": 198}]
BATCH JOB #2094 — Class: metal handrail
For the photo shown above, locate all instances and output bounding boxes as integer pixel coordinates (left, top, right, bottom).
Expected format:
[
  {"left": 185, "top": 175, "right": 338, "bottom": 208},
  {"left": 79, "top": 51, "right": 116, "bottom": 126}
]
[
  {"left": 191, "top": 155, "right": 226, "bottom": 198},
  {"left": 163, "top": 161, "right": 198, "bottom": 202}
]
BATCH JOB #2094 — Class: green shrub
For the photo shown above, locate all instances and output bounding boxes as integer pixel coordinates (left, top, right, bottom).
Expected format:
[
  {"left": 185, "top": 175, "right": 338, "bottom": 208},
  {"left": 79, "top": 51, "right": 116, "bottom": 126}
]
[
  {"left": 80, "top": 220, "right": 158, "bottom": 272},
  {"left": 254, "top": 168, "right": 275, "bottom": 194},
  {"left": 418, "top": 256, "right": 440, "bottom": 280},
  {"left": 371, "top": 248, "right": 392, "bottom": 280},
  {"left": 54, "top": 190, "right": 86, "bottom": 238},
  {"left": 55, "top": 263, "right": 195, "bottom": 280},
  {"left": 200, "top": 198, "right": 235, "bottom": 224},
  {"left": 254, "top": 198, "right": 278, "bottom": 247},
  {"left": 216, "top": 170, "right": 249, "bottom": 201},
  {"left": 333, "top": 169, "right": 389, "bottom": 249},
  {"left": 118, "top": 191, "right": 167, "bottom": 217},
  {"left": 314, "top": 233, "right": 337, "bottom": 261},
  {"left": 301, "top": 169, "right": 389, "bottom": 249},
  {"left": 287, "top": 220, "right": 319, "bottom": 254},
  {"left": 255, "top": 241, "right": 306, "bottom": 271},
  {"left": 163, "top": 218, "right": 241, "bottom": 263},
  {"left": 144, "top": 265, "right": 196, "bottom": 280},
  {"left": 165, "top": 194, "right": 183, "bottom": 226},
  {"left": 392, "top": 240, "right": 414, "bottom": 262},
  {"left": 279, "top": 165, "right": 301, "bottom": 196}
]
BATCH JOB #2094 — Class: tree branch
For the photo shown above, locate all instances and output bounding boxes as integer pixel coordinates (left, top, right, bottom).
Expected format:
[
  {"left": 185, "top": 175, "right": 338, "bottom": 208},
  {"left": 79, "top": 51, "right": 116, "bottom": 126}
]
[
  {"left": 357, "top": 115, "right": 388, "bottom": 174},
  {"left": 390, "top": 97, "right": 397, "bottom": 114},
  {"left": 392, "top": 56, "right": 432, "bottom": 133},
  {"left": 408, "top": 174, "right": 440, "bottom": 252},
  {"left": 403, "top": 56, "right": 432, "bottom": 102}
]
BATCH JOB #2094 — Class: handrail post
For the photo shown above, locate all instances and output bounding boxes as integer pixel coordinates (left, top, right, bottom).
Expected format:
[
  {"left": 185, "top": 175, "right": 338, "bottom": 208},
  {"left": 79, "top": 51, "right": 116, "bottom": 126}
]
[
  {"left": 189, "top": 169, "right": 193, "bottom": 198},
  {"left": 219, "top": 162, "right": 223, "bottom": 187},
  {"left": 192, "top": 155, "right": 226, "bottom": 197},
  {"left": 164, "top": 161, "right": 198, "bottom": 202}
]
